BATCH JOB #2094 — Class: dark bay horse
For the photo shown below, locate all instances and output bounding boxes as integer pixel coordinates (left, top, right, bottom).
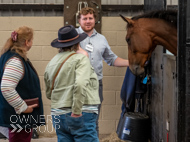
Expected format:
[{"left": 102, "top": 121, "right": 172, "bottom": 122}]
[{"left": 120, "top": 10, "right": 177, "bottom": 76}]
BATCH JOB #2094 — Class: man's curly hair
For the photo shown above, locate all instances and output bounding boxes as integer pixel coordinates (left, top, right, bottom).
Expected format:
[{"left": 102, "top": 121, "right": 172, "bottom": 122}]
[{"left": 77, "top": 7, "right": 96, "bottom": 19}]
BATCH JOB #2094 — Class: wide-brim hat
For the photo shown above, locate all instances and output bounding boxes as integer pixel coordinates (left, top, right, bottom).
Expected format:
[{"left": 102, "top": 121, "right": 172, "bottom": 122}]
[{"left": 51, "top": 25, "right": 87, "bottom": 48}]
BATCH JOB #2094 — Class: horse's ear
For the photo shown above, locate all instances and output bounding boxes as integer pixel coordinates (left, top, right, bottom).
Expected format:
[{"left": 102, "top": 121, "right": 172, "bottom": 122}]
[{"left": 119, "top": 14, "right": 134, "bottom": 25}]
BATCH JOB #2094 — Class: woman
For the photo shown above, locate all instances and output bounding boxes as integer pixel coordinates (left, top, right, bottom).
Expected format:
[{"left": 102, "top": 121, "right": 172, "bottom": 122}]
[
  {"left": 0, "top": 26, "right": 45, "bottom": 142},
  {"left": 44, "top": 25, "right": 100, "bottom": 142}
]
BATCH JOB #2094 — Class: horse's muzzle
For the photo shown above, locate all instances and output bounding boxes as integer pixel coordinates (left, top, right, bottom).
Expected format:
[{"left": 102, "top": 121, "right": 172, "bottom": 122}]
[{"left": 130, "top": 65, "right": 145, "bottom": 76}]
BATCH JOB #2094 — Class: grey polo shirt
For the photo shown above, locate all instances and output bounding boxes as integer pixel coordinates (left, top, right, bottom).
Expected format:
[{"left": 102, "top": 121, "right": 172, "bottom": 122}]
[{"left": 76, "top": 27, "right": 118, "bottom": 80}]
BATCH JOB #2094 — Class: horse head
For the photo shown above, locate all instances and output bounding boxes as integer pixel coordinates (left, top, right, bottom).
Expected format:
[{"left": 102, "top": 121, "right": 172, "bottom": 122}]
[
  {"left": 120, "top": 10, "right": 177, "bottom": 76},
  {"left": 120, "top": 14, "right": 156, "bottom": 76}
]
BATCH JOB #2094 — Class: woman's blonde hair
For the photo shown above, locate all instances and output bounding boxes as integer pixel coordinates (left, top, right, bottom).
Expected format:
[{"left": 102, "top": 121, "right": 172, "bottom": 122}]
[{"left": 0, "top": 26, "right": 33, "bottom": 60}]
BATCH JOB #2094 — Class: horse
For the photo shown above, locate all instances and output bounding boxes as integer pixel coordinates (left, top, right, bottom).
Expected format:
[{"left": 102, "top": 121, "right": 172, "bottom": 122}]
[{"left": 120, "top": 10, "right": 177, "bottom": 76}]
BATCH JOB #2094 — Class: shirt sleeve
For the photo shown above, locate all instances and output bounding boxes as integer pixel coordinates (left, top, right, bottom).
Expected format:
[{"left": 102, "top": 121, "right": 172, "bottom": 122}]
[
  {"left": 1, "top": 57, "right": 28, "bottom": 114},
  {"left": 102, "top": 37, "right": 118, "bottom": 66},
  {"left": 44, "top": 70, "right": 51, "bottom": 100},
  {"left": 72, "top": 55, "right": 91, "bottom": 114}
]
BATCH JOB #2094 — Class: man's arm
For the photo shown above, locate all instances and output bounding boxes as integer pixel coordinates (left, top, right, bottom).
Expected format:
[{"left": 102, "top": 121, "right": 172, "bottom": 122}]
[
  {"left": 114, "top": 57, "right": 129, "bottom": 67},
  {"left": 44, "top": 72, "right": 51, "bottom": 100},
  {"left": 76, "top": 46, "right": 89, "bottom": 57}
]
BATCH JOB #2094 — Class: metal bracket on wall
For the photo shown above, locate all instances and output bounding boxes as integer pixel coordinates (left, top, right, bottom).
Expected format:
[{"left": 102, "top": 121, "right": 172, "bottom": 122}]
[
  {"left": 75, "top": 2, "right": 88, "bottom": 27},
  {"left": 91, "top": 1, "right": 101, "bottom": 24}
]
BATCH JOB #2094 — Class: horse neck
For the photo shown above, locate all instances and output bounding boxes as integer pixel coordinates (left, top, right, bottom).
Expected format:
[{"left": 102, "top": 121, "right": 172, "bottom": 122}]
[{"left": 141, "top": 18, "right": 177, "bottom": 55}]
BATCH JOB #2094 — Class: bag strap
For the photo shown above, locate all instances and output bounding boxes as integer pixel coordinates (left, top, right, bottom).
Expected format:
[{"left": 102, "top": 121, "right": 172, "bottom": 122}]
[{"left": 51, "top": 53, "right": 76, "bottom": 92}]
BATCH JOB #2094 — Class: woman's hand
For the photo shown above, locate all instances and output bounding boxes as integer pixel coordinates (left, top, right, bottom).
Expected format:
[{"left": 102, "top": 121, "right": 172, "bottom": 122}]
[
  {"left": 76, "top": 46, "right": 89, "bottom": 57},
  {"left": 71, "top": 113, "right": 82, "bottom": 118},
  {"left": 23, "top": 104, "right": 38, "bottom": 113}
]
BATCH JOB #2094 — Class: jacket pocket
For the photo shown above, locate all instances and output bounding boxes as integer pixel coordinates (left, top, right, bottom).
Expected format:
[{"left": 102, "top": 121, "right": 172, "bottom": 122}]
[{"left": 89, "top": 67, "right": 98, "bottom": 90}]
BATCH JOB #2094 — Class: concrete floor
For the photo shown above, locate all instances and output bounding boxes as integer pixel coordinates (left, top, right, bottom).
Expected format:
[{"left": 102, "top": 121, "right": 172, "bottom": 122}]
[
  {"left": 0, "top": 134, "right": 117, "bottom": 142},
  {"left": 1, "top": 137, "right": 57, "bottom": 142},
  {"left": 0, "top": 133, "right": 127, "bottom": 142}
]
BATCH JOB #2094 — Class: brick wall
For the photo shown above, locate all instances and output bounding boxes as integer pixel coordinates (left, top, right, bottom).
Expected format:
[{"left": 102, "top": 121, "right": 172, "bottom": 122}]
[{"left": 0, "top": 16, "right": 128, "bottom": 136}]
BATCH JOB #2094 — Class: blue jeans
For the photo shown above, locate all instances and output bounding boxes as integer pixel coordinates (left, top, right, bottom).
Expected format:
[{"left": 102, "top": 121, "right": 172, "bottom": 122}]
[{"left": 52, "top": 112, "right": 99, "bottom": 142}]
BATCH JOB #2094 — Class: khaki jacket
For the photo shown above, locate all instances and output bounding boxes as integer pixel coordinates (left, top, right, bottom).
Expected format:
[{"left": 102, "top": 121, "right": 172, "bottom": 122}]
[{"left": 44, "top": 51, "right": 100, "bottom": 114}]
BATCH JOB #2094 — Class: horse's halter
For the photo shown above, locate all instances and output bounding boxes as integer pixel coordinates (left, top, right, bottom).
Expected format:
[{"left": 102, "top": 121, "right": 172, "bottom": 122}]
[{"left": 144, "top": 60, "right": 149, "bottom": 67}]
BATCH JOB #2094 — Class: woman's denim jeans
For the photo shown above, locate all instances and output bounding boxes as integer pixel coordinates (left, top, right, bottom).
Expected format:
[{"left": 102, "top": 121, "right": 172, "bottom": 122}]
[{"left": 52, "top": 112, "right": 99, "bottom": 142}]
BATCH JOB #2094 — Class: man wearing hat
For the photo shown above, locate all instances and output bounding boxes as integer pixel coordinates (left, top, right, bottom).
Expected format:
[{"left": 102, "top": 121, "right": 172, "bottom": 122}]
[{"left": 44, "top": 25, "right": 100, "bottom": 142}]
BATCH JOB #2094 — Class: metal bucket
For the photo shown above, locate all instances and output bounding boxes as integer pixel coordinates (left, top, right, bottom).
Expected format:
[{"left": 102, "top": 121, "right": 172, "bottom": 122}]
[{"left": 117, "top": 112, "right": 149, "bottom": 142}]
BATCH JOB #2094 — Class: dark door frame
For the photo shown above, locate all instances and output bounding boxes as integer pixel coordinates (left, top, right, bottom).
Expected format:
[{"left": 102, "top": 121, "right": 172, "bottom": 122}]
[{"left": 177, "top": 0, "right": 190, "bottom": 141}]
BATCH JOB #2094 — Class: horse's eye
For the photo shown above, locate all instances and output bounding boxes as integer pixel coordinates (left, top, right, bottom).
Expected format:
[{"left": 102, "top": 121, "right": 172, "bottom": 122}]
[
  {"left": 132, "top": 50, "right": 137, "bottom": 54},
  {"left": 126, "top": 38, "right": 130, "bottom": 44}
]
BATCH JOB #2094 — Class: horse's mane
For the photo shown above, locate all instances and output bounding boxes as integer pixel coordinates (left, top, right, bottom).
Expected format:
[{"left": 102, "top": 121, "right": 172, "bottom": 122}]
[{"left": 132, "top": 10, "right": 177, "bottom": 27}]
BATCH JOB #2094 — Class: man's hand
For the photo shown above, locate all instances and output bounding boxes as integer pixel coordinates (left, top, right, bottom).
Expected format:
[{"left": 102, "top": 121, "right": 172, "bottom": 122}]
[
  {"left": 76, "top": 46, "right": 89, "bottom": 57},
  {"left": 23, "top": 104, "right": 38, "bottom": 113},
  {"left": 71, "top": 113, "right": 82, "bottom": 118}
]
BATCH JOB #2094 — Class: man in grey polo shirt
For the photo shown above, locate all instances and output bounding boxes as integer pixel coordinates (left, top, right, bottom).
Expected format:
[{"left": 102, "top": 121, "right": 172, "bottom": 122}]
[{"left": 76, "top": 7, "right": 129, "bottom": 136}]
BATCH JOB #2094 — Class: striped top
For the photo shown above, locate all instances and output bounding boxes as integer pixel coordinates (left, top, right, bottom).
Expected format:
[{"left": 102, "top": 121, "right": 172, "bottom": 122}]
[
  {"left": 51, "top": 105, "right": 99, "bottom": 116},
  {"left": 1, "top": 57, "right": 28, "bottom": 114}
]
